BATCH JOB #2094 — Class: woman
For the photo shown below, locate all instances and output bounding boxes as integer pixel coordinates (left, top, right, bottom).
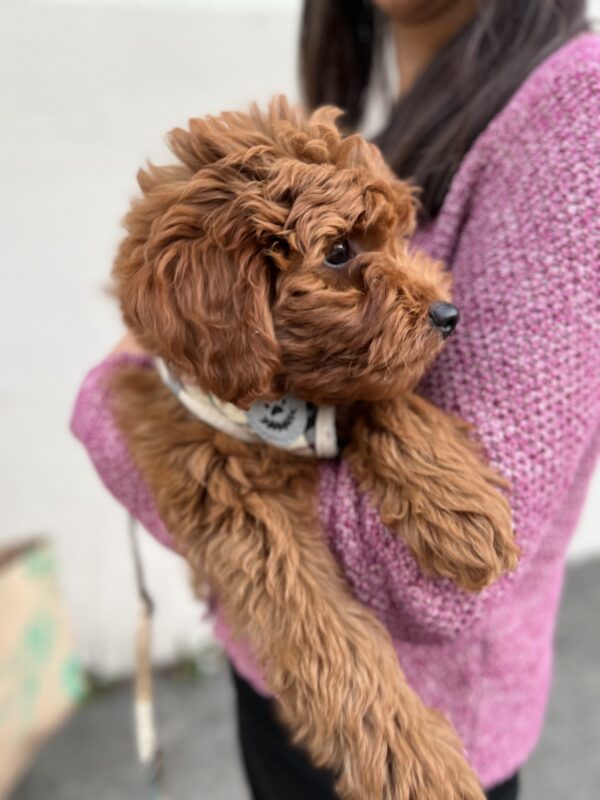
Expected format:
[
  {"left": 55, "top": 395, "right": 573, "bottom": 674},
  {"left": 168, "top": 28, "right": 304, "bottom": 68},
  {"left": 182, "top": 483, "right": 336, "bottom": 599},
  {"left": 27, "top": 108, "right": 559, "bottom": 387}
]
[{"left": 71, "top": 1, "right": 599, "bottom": 798}]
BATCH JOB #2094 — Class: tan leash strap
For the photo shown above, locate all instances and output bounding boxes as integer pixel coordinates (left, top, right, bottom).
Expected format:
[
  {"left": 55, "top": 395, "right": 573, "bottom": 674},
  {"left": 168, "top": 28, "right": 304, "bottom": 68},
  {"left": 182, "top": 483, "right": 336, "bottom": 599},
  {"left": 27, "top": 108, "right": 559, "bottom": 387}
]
[{"left": 128, "top": 515, "right": 170, "bottom": 800}]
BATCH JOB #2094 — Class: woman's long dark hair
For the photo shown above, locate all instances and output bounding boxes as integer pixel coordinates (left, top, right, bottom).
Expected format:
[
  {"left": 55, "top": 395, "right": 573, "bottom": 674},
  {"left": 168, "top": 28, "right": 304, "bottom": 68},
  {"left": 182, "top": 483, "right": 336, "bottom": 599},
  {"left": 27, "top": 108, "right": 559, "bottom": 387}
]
[{"left": 300, "top": 0, "right": 589, "bottom": 220}]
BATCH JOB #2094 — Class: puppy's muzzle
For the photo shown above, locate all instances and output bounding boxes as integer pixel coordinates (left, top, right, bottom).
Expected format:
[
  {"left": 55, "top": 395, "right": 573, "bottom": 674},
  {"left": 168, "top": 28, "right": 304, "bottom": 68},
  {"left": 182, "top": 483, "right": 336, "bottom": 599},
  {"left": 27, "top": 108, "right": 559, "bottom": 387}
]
[{"left": 429, "top": 302, "right": 459, "bottom": 339}]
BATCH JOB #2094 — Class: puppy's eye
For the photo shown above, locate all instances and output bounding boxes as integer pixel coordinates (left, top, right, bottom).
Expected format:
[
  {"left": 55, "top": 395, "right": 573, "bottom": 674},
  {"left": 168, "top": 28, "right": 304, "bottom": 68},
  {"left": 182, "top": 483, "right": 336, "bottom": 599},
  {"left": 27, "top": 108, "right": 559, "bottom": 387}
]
[{"left": 324, "top": 240, "right": 352, "bottom": 269}]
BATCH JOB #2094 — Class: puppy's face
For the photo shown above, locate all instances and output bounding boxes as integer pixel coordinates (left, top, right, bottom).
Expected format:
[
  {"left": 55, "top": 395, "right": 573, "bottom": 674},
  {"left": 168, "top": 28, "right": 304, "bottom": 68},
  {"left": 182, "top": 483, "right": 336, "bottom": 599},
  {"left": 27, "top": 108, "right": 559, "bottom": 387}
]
[{"left": 115, "top": 98, "right": 453, "bottom": 408}]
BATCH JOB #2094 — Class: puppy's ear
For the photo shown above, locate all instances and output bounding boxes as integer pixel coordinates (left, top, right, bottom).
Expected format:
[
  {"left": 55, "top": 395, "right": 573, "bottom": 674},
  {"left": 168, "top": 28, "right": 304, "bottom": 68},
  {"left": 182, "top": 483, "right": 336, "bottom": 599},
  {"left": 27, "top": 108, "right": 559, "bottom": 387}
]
[
  {"left": 116, "top": 235, "right": 281, "bottom": 408},
  {"left": 336, "top": 133, "right": 417, "bottom": 236}
]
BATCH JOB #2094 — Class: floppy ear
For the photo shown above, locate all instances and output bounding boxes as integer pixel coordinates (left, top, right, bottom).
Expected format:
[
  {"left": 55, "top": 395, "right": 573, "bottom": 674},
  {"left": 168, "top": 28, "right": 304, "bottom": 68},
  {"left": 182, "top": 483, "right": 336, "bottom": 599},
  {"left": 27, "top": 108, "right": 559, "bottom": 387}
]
[
  {"left": 116, "top": 233, "right": 281, "bottom": 408},
  {"left": 335, "top": 133, "right": 418, "bottom": 237}
]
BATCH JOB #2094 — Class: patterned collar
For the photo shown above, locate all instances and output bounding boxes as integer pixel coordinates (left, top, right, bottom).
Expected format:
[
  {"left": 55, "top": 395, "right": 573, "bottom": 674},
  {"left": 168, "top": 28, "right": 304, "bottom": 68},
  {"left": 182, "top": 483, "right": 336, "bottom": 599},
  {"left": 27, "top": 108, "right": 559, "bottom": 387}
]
[{"left": 155, "top": 358, "right": 338, "bottom": 459}]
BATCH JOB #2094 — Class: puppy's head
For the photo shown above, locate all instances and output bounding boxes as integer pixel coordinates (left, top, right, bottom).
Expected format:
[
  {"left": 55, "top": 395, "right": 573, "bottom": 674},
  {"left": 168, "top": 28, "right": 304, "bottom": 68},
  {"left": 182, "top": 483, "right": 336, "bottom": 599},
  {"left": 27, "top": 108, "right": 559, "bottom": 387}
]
[{"left": 114, "top": 97, "right": 454, "bottom": 407}]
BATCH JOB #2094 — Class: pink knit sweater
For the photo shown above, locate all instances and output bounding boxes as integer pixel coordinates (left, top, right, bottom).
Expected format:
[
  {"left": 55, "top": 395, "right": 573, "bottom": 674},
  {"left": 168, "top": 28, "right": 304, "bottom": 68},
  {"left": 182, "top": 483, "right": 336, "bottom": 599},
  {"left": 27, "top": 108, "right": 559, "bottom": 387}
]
[{"left": 71, "top": 34, "right": 600, "bottom": 789}]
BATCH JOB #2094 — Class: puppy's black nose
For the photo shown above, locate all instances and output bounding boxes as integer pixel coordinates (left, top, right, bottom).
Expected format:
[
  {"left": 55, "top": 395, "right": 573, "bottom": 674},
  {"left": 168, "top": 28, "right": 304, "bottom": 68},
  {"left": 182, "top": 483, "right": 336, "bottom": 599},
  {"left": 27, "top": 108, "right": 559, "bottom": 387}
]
[{"left": 429, "top": 302, "right": 459, "bottom": 338}]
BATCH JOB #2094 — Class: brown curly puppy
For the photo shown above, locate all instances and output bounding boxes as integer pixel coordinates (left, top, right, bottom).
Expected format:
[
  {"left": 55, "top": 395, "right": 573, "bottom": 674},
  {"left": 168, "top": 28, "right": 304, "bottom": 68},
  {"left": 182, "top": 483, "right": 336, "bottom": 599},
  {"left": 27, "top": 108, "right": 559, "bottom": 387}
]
[{"left": 110, "top": 97, "right": 519, "bottom": 800}]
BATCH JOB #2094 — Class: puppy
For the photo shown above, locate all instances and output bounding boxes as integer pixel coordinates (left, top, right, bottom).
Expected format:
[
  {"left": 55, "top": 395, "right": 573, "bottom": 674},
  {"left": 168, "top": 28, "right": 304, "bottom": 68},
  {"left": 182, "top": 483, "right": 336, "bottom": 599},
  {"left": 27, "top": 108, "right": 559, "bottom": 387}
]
[{"left": 110, "top": 97, "right": 518, "bottom": 800}]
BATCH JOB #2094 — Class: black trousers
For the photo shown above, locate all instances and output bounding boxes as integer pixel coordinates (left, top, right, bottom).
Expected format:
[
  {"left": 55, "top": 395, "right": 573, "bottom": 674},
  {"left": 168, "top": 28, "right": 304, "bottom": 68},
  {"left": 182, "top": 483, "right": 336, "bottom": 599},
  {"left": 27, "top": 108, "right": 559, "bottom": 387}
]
[{"left": 231, "top": 666, "right": 519, "bottom": 800}]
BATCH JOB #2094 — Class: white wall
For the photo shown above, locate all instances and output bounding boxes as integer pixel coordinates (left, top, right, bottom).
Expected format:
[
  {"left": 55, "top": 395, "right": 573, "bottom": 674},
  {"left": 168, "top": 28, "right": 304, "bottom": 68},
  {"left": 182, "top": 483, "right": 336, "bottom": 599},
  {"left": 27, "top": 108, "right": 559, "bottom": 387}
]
[
  {"left": 2, "top": 0, "right": 598, "bottom": 675},
  {"left": 1, "top": 0, "right": 302, "bottom": 676}
]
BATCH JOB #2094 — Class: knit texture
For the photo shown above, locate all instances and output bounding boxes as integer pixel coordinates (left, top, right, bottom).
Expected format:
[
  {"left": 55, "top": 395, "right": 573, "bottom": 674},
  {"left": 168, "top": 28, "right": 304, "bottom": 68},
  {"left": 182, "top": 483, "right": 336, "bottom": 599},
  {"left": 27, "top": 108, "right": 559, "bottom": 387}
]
[{"left": 71, "top": 34, "right": 600, "bottom": 789}]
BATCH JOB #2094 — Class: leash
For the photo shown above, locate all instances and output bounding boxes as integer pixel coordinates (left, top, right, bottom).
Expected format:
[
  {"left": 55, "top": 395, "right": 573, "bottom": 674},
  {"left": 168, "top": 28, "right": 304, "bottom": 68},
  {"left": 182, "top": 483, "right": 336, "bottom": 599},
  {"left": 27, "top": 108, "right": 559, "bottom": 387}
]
[{"left": 128, "top": 515, "right": 170, "bottom": 800}]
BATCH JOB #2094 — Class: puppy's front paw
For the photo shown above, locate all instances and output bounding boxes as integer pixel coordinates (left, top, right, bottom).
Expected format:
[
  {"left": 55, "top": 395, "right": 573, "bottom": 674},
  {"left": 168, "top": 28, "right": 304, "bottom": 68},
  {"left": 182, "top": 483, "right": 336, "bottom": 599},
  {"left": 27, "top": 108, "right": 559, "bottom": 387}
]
[
  {"left": 347, "top": 393, "right": 520, "bottom": 593},
  {"left": 392, "top": 483, "right": 519, "bottom": 593}
]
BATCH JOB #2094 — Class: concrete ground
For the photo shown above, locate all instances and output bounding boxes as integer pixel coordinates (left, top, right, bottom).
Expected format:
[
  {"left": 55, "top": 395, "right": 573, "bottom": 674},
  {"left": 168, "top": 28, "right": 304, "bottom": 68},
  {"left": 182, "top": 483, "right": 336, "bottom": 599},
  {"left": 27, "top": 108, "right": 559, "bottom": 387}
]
[{"left": 11, "top": 559, "right": 600, "bottom": 800}]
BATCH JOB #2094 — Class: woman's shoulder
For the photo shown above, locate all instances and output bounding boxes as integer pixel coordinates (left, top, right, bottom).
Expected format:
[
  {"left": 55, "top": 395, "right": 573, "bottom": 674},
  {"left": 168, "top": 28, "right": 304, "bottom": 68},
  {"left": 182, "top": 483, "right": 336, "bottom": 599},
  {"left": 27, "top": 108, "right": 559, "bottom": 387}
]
[
  {"left": 477, "top": 32, "right": 599, "bottom": 161},
  {"left": 514, "top": 31, "right": 600, "bottom": 99},
  {"left": 418, "top": 33, "right": 600, "bottom": 257}
]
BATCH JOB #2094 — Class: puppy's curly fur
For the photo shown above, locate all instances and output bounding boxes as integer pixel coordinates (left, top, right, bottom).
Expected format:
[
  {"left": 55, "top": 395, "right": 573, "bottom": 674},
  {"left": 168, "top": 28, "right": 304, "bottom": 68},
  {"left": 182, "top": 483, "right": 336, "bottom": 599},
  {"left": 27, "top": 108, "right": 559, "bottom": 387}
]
[{"left": 110, "top": 97, "right": 519, "bottom": 800}]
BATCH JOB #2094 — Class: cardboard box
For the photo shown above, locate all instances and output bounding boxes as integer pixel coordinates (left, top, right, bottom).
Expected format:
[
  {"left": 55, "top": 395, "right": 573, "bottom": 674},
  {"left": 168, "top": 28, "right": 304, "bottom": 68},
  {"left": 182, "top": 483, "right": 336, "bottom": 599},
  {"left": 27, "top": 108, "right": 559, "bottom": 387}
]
[{"left": 0, "top": 539, "right": 86, "bottom": 797}]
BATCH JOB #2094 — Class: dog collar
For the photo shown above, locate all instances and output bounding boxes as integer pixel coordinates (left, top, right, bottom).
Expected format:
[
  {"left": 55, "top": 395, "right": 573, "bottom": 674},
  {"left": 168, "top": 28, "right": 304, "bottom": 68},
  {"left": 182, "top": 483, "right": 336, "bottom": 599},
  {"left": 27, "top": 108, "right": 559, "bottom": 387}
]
[{"left": 155, "top": 358, "right": 338, "bottom": 458}]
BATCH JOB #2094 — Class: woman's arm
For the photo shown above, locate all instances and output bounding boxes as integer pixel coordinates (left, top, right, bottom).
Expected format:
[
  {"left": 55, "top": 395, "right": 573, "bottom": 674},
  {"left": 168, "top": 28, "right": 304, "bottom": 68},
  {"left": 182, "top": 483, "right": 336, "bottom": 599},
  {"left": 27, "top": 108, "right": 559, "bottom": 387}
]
[
  {"left": 70, "top": 349, "right": 176, "bottom": 551},
  {"left": 323, "top": 59, "right": 600, "bottom": 642}
]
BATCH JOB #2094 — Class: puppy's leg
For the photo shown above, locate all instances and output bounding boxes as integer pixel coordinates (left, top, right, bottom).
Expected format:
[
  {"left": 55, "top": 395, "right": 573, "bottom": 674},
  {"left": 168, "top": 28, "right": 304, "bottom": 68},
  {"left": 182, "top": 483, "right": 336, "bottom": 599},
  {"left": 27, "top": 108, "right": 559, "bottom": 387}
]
[
  {"left": 112, "top": 366, "right": 485, "bottom": 800},
  {"left": 224, "top": 521, "right": 487, "bottom": 800},
  {"left": 346, "top": 394, "right": 519, "bottom": 592}
]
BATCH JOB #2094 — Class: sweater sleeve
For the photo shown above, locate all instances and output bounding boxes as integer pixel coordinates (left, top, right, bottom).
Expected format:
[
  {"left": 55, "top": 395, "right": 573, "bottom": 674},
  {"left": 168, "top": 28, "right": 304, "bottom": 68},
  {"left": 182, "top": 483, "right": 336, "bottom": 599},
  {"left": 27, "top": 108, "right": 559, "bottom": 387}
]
[
  {"left": 321, "top": 61, "right": 600, "bottom": 643},
  {"left": 70, "top": 352, "right": 176, "bottom": 551}
]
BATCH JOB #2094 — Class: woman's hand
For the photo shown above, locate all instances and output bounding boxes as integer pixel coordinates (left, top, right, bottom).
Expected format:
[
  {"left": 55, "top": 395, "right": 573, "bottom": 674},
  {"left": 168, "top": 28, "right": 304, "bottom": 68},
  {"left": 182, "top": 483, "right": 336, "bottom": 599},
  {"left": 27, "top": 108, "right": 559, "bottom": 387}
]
[{"left": 110, "top": 330, "right": 147, "bottom": 356}]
